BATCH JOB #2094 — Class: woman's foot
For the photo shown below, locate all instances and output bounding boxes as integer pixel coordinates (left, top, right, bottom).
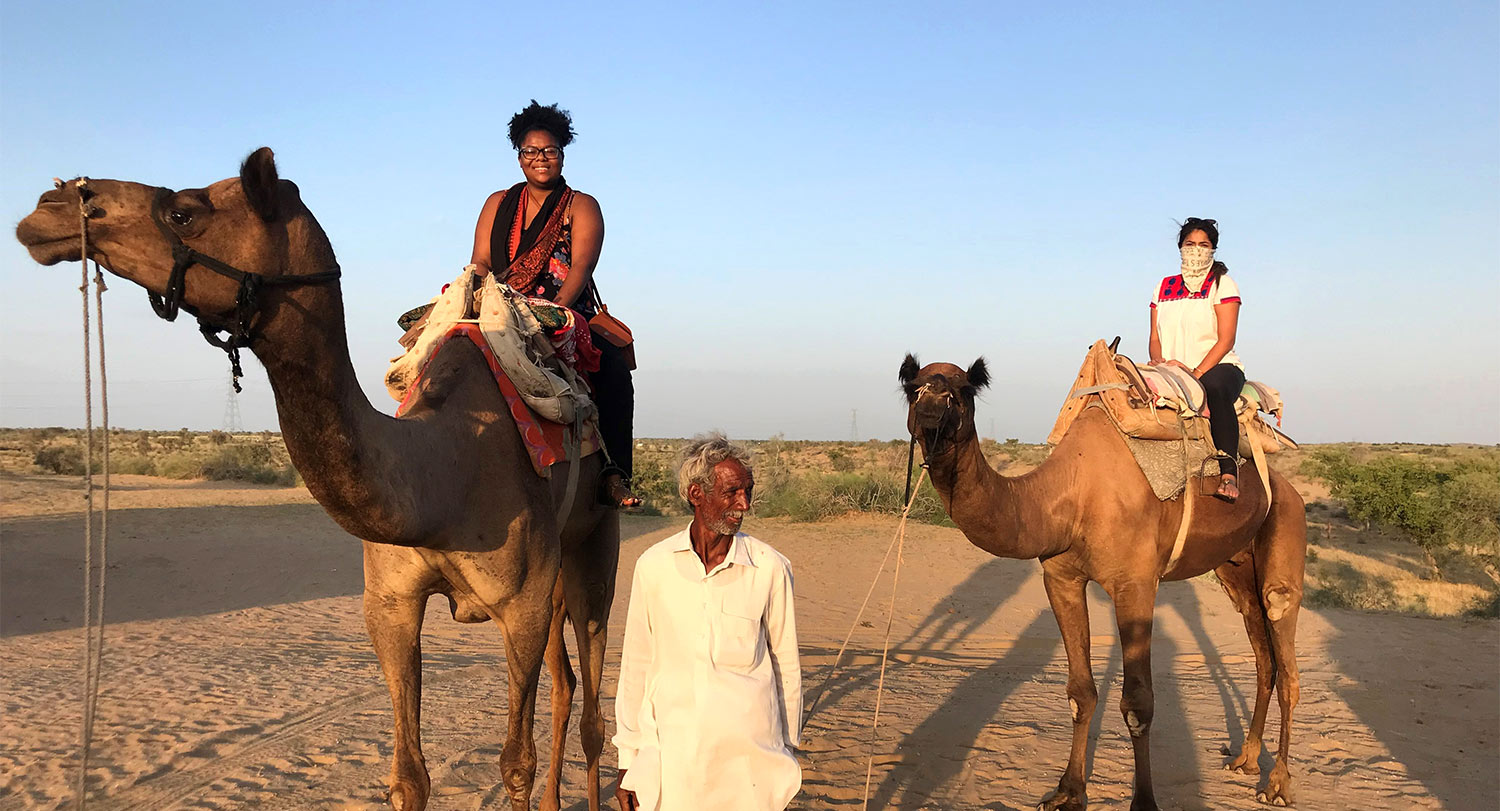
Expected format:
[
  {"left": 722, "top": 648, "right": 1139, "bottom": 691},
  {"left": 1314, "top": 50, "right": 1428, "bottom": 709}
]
[
  {"left": 1214, "top": 473, "right": 1239, "bottom": 503},
  {"left": 602, "top": 473, "right": 644, "bottom": 513}
]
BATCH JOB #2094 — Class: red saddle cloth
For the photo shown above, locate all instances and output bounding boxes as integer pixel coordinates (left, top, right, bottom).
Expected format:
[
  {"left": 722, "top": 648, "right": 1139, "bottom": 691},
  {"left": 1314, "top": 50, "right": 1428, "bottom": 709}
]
[{"left": 395, "top": 324, "right": 601, "bottom": 476}]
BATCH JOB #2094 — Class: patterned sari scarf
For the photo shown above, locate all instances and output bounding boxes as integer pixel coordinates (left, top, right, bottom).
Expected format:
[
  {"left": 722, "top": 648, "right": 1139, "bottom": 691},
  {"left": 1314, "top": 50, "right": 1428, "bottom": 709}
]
[{"left": 491, "top": 179, "right": 575, "bottom": 295}]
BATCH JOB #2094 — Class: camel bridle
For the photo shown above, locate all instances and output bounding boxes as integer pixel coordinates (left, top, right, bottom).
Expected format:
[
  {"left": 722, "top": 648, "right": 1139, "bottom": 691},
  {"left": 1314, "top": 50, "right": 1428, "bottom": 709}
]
[
  {"left": 146, "top": 186, "right": 342, "bottom": 391},
  {"left": 902, "top": 380, "right": 960, "bottom": 504}
]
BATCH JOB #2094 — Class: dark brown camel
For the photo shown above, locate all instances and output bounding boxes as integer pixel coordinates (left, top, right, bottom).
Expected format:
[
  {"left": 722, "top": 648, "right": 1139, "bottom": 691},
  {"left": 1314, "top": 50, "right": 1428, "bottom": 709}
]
[
  {"left": 15, "top": 149, "right": 618, "bottom": 811},
  {"left": 898, "top": 355, "right": 1306, "bottom": 809}
]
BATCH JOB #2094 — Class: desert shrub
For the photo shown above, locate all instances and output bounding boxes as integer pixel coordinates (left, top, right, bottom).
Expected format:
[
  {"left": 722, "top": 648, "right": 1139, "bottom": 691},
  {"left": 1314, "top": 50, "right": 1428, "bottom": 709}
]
[
  {"left": 33, "top": 444, "right": 94, "bottom": 475},
  {"left": 154, "top": 451, "right": 204, "bottom": 479},
  {"left": 1305, "top": 560, "right": 1422, "bottom": 613},
  {"left": 108, "top": 453, "right": 157, "bottom": 475},
  {"left": 199, "top": 445, "right": 297, "bottom": 485},
  {"left": 631, "top": 457, "right": 683, "bottom": 516},
  {"left": 755, "top": 470, "right": 952, "bottom": 526},
  {"left": 209, "top": 430, "right": 230, "bottom": 446},
  {"left": 826, "top": 448, "right": 856, "bottom": 472},
  {"left": 1305, "top": 450, "right": 1500, "bottom": 558}
]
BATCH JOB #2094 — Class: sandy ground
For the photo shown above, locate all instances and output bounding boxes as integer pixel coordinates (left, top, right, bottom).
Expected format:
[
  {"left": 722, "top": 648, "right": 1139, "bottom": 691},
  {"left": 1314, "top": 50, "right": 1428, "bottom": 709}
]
[{"left": 1, "top": 474, "right": 1496, "bottom": 811}]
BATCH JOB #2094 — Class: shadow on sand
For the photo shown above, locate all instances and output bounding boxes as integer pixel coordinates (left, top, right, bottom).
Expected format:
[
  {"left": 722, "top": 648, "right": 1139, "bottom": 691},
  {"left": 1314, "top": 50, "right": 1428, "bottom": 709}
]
[
  {"left": 1323, "top": 607, "right": 1499, "bottom": 808},
  {"left": 1, "top": 503, "right": 361, "bottom": 636}
]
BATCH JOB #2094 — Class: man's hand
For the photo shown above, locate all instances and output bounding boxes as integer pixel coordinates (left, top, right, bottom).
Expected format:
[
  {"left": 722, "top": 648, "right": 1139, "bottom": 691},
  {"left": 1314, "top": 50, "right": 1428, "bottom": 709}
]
[{"left": 615, "top": 769, "right": 638, "bottom": 811}]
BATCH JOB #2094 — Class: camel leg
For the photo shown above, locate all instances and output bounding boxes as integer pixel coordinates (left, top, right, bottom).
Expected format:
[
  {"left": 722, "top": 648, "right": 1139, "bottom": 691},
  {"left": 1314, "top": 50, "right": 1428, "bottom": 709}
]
[
  {"left": 1254, "top": 487, "right": 1306, "bottom": 807},
  {"left": 563, "top": 515, "right": 619, "bottom": 811},
  {"left": 1215, "top": 554, "right": 1275, "bottom": 775},
  {"left": 1112, "top": 581, "right": 1160, "bottom": 811},
  {"left": 497, "top": 578, "right": 556, "bottom": 811},
  {"left": 364, "top": 588, "right": 430, "bottom": 811},
  {"left": 1038, "top": 569, "right": 1094, "bottom": 811},
  {"left": 540, "top": 580, "right": 576, "bottom": 811}
]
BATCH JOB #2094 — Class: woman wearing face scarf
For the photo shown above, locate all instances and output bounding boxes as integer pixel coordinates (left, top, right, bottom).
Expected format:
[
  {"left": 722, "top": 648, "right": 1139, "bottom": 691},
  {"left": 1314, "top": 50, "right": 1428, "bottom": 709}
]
[{"left": 1148, "top": 217, "right": 1244, "bottom": 502}]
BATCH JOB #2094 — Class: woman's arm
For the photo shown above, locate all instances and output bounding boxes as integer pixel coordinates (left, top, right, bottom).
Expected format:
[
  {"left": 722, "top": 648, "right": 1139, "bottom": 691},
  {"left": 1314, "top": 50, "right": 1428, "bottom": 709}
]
[
  {"left": 555, "top": 193, "right": 604, "bottom": 309},
  {"left": 469, "top": 190, "right": 506, "bottom": 277},
  {"left": 1148, "top": 308, "right": 1164, "bottom": 364},
  {"left": 1192, "top": 301, "right": 1241, "bottom": 377}
]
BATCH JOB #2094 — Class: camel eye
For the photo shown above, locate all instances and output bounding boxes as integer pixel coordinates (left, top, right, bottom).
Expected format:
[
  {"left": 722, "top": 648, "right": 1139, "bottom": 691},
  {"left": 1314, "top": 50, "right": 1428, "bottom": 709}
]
[{"left": 168, "top": 210, "right": 193, "bottom": 226}]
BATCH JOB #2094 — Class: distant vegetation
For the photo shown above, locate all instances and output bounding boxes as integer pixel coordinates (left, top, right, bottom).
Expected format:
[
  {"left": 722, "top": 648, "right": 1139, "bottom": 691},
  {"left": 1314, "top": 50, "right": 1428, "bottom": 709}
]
[
  {"left": 5, "top": 427, "right": 1496, "bottom": 618},
  {"left": 3, "top": 427, "right": 299, "bottom": 486},
  {"left": 1300, "top": 445, "right": 1499, "bottom": 617}
]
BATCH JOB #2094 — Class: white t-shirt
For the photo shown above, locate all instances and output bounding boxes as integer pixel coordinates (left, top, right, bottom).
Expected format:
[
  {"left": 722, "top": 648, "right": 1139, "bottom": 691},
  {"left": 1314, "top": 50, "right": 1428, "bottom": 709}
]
[
  {"left": 613, "top": 530, "right": 802, "bottom": 811},
  {"left": 1150, "top": 273, "right": 1243, "bottom": 370}
]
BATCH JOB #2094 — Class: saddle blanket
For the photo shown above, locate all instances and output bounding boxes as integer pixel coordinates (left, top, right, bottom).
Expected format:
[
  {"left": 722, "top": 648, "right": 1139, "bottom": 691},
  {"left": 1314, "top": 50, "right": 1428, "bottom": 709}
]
[{"left": 396, "top": 324, "right": 601, "bottom": 476}]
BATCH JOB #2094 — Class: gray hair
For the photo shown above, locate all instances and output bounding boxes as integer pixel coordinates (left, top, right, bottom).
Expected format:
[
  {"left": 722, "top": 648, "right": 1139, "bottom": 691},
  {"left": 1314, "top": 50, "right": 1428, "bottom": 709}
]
[{"left": 676, "top": 431, "right": 753, "bottom": 505}]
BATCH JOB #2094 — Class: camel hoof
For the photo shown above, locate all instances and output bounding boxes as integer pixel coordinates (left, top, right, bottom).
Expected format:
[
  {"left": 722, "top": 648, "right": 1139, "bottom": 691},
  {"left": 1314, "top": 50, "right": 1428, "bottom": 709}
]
[
  {"left": 1037, "top": 787, "right": 1087, "bottom": 810},
  {"left": 1260, "top": 766, "right": 1294, "bottom": 806},
  {"left": 386, "top": 780, "right": 429, "bottom": 811},
  {"left": 1224, "top": 749, "right": 1262, "bottom": 775}
]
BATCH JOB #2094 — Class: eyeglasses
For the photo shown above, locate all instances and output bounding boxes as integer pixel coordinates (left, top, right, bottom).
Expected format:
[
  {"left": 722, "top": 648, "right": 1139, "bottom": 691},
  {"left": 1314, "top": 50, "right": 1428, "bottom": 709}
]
[
  {"left": 1184, "top": 217, "right": 1217, "bottom": 227},
  {"left": 519, "top": 146, "right": 563, "bottom": 161}
]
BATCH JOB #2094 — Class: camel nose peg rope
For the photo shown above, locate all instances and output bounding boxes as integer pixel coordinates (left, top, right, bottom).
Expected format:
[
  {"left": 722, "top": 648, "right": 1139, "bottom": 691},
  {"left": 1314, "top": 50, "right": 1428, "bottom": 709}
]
[{"left": 71, "top": 177, "right": 113, "bottom": 811}]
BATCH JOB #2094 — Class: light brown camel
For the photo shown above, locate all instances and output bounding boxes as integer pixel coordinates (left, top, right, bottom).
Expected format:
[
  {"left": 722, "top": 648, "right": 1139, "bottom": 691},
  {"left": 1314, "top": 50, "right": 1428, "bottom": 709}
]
[
  {"left": 898, "top": 354, "right": 1306, "bottom": 810},
  {"left": 15, "top": 149, "right": 618, "bottom": 811}
]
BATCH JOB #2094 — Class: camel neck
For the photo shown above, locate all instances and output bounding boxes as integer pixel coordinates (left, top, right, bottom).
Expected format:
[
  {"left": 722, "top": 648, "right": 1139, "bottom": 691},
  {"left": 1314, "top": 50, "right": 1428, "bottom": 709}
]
[
  {"left": 250, "top": 283, "right": 420, "bottom": 544},
  {"left": 925, "top": 435, "right": 1071, "bottom": 560}
]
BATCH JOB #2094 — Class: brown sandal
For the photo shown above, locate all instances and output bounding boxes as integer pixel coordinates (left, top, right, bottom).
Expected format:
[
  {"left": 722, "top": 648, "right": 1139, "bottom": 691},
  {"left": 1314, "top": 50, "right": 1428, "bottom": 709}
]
[{"left": 1214, "top": 474, "right": 1239, "bottom": 504}]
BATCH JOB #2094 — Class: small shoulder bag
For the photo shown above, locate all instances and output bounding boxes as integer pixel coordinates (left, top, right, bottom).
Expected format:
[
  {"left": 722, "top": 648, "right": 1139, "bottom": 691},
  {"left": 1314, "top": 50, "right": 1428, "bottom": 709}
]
[{"left": 588, "top": 285, "right": 636, "bottom": 370}]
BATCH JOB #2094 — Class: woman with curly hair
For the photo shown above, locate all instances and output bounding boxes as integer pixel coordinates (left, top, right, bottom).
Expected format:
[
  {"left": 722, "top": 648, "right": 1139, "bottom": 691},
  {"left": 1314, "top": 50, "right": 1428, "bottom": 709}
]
[
  {"left": 470, "top": 100, "right": 640, "bottom": 510},
  {"left": 1148, "top": 217, "right": 1245, "bottom": 502}
]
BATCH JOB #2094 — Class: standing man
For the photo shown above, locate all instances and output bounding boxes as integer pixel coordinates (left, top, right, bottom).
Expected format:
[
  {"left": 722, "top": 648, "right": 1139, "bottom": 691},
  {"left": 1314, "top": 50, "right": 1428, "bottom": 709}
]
[{"left": 613, "top": 433, "right": 801, "bottom": 811}]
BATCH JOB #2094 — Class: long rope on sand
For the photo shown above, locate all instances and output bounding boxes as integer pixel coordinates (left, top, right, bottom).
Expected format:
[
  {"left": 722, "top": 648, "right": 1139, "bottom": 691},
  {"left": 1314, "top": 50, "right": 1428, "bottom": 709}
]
[{"left": 793, "top": 465, "right": 929, "bottom": 810}]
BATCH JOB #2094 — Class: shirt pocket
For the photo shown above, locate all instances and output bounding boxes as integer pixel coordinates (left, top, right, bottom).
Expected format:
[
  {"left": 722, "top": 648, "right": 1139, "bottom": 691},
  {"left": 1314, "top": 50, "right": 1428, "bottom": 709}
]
[{"left": 713, "top": 600, "right": 764, "bottom": 670}]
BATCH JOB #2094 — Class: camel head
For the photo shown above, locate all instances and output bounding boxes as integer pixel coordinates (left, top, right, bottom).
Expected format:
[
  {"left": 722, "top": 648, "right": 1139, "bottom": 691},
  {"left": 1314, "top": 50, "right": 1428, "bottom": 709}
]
[
  {"left": 14, "top": 147, "right": 337, "bottom": 331},
  {"left": 899, "top": 354, "right": 990, "bottom": 455}
]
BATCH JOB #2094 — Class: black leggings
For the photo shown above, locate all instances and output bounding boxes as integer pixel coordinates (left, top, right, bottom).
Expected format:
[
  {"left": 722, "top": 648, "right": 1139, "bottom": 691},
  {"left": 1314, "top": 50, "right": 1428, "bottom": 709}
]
[
  {"left": 591, "top": 339, "right": 635, "bottom": 482},
  {"left": 1200, "top": 363, "right": 1245, "bottom": 476}
]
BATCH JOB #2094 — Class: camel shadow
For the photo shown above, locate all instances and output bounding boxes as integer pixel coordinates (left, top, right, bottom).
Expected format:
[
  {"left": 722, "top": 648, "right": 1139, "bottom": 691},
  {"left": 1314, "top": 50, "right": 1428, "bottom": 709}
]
[
  {"left": 1, "top": 503, "right": 361, "bottom": 636},
  {"left": 1321, "top": 607, "right": 1499, "bottom": 809},
  {"left": 801, "top": 558, "right": 1028, "bottom": 734},
  {"left": 867, "top": 608, "right": 1058, "bottom": 810}
]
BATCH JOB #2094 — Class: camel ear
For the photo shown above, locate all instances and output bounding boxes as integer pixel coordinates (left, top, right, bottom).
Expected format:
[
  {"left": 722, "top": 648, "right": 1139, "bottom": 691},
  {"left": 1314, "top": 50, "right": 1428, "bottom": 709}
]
[
  {"left": 966, "top": 357, "right": 990, "bottom": 391},
  {"left": 899, "top": 354, "right": 921, "bottom": 401},
  {"left": 240, "top": 147, "right": 280, "bottom": 222},
  {"left": 899, "top": 354, "right": 920, "bottom": 386}
]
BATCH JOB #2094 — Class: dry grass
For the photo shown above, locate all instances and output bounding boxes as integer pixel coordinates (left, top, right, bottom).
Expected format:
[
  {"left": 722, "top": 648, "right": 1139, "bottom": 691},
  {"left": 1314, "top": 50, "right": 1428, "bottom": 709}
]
[{"left": 5, "top": 428, "right": 1494, "bottom": 618}]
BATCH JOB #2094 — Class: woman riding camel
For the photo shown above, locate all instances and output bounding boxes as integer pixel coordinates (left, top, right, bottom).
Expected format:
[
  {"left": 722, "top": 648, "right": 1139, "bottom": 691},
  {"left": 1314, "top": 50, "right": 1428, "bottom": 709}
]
[
  {"left": 1148, "top": 217, "right": 1244, "bottom": 502},
  {"left": 469, "top": 100, "right": 641, "bottom": 510}
]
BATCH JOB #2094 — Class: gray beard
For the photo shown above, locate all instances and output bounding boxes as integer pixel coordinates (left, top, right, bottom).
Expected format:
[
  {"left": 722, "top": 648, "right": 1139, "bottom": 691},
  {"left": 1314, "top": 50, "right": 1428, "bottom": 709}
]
[{"left": 707, "top": 515, "right": 743, "bottom": 536}]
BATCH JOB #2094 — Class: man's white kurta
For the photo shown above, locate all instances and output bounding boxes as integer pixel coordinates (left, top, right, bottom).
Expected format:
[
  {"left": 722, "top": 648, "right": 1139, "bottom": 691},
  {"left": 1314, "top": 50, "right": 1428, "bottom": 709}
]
[{"left": 613, "top": 530, "right": 801, "bottom": 811}]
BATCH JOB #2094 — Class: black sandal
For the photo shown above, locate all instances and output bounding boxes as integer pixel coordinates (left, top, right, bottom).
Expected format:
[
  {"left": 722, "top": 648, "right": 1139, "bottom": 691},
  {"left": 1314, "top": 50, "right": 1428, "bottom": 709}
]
[{"left": 600, "top": 473, "right": 644, "bottom": 513}]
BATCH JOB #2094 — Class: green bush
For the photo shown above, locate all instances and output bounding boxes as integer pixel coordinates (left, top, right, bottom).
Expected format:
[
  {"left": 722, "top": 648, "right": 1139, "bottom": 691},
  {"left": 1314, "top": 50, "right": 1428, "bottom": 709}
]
[
  {"left": 754, "top": 470, "right": 952, "bottom": 526},
  {"left": 108, "top": 453, "right": 156, "bottom": 475},
  {"left": 631, "top": 457, "right": 682, "bottom": 516},
  {"left": 1305, "top": 450, "right": 1500, "bottom": 558},
  {"left": 199, "top": 445, "right": 297, "bottom": 486},
  {"left": 33, "top": 444, "right": 94, "bottom": 475},
  {"left": 154, "top": 451, "right": 203, "bottom": 479}
]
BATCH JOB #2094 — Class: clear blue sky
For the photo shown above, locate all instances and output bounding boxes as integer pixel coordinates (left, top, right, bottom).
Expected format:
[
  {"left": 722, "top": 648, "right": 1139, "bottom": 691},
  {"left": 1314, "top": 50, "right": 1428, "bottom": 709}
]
[{"left": 2, "top": 1, "right": 1496, "bottom": 443}]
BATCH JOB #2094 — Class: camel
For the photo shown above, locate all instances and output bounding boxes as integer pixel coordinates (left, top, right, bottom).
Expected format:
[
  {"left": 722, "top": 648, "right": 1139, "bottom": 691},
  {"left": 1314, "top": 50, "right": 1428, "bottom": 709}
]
[
  {"left": 897, "top": 355, "right": 1306, "bottom": 809},
  {"left": 15, "top": 149, "right": 618, "bottom": 811}
]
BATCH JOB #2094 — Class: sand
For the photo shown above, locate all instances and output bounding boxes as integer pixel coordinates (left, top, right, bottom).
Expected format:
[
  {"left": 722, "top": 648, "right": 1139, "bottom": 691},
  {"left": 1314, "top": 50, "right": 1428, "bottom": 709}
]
[{"left": 1, "top": 473, "right": 1495, "bottom": 810}]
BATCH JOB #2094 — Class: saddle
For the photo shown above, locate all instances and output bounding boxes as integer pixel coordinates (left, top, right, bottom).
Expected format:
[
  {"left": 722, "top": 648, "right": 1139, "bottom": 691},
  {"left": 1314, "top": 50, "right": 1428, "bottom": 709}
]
[
  {"left": 1047, "top": 339, "right": 1296, "bottom": 458},
  {"left": 385, "top": 269, "right": 595, "bottom": 426}
]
